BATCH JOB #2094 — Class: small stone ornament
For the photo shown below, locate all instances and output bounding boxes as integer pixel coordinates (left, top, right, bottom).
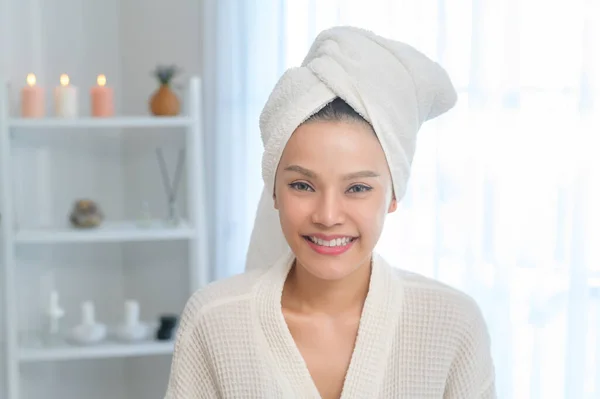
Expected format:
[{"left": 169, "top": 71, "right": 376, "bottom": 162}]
[{"left": 69, "top": 199, "right": 103, "bottom": 228}]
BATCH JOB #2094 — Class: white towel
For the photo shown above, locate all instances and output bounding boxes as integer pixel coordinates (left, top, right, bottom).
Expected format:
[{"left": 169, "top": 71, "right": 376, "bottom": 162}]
[{"left": 245, "top": 26, "right": 457, "bottom": 272}]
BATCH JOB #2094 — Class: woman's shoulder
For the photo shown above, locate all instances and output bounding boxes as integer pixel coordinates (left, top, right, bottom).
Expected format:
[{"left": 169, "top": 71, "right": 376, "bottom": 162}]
[
  {"left": 390, "top": 268, "right": 495, "bottom": 393},
  {"left": 171, "top": 269, "right": 270, "bottom": 347},
  {"left": 392, "top": 267, "right": 488, "bottom": 331},
  {"left": 182, "top": 268, "right": 267, "bottom": 317}
]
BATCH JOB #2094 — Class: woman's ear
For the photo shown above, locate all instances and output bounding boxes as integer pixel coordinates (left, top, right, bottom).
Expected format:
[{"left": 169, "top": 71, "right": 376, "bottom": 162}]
[
  {"left": 387, "top": 196, "right": 397, "bottom": 213},
  {"left": 387, "top": 185, "right": 397, "bottom": 213}
]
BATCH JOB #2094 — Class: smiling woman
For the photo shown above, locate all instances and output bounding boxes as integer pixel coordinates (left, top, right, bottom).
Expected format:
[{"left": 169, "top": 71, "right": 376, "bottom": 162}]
[
  {"left": 164, "top": 27, "right": 495, "bottom": 399},
  {"left": 274, "top": 100, "right": 397, "bottom": 284},
  {"left": 272, "top": 101, "right": 401, "bottom": 398}
]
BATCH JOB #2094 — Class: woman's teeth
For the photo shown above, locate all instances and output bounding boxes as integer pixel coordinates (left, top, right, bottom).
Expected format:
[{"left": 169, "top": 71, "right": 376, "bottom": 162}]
[{"left": 307, "top": 236, "right": 354, "bottom": 247}]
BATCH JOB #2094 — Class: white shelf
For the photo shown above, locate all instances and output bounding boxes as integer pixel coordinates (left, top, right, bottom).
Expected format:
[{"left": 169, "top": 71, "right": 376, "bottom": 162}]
[
  {"left": 8, "top": 116, "right": 193, "bottom": 129},
  {"left": 15, "top": 220, "right": 196, "bottom": 244},
  {"left": 1, "top": 76, "right": 209, "bottom": 399},
  {"left": 19, "top": 340, "right": 174, "bottom": 362}
]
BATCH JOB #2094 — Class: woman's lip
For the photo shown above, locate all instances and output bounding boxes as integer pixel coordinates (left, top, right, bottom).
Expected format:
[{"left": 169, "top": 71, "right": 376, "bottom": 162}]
[
  {"left": 304, "top": 233, "right": 357, "bottom": 240},
  {"left": 303, "top": 236, "right": 356, "bottom": 256}
]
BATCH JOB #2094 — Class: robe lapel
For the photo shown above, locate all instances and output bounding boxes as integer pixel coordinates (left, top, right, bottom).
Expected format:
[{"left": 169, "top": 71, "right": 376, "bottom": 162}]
[
  {"left": 254, "top": 251, "right": 322, "bottom": 398},
  {"left": 339, "top": 253, "right": 403, "bottom": 398},
  {"left": 254, "top": 252, "right": 403, "bottom": 399}
]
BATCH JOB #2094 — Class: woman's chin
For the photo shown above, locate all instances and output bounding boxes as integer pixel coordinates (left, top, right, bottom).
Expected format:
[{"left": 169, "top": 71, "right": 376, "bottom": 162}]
[
  {"left": 289, "top": 239, "right": 372, "bottom": 281},
  {"left": 295, "top": 256, "right": 361, "bottom": 281},
  {"left": 304, "top": 267, "right": 351, "bottom": 281}
]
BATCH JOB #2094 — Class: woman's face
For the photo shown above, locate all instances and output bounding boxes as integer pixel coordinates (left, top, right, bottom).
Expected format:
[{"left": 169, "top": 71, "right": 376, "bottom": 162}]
[{"left": 274, "top": 119, "right": 397, "bottom": 281}]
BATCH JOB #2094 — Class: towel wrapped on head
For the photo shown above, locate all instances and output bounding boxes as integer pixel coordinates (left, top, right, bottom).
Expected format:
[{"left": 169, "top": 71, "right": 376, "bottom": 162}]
[{"left": 246, "top": 26, "right": 457, "bottom": 272}]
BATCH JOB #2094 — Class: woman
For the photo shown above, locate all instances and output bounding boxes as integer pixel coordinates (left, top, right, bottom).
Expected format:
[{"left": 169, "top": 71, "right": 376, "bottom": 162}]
[{"left": 165, "top": 27, "right": 496, "bottom": 398}]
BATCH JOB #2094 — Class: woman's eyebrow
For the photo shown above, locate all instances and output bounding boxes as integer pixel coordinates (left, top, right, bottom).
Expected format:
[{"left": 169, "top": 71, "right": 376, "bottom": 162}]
[
  {"left": 283, "top": 165, "right": 379, "bottom": 180},
  {"left": 283, "top": 164, "right": 316, "bottom": 178},
  {"left": 343, "top": 170, "right": 380, "bottom": 180}
]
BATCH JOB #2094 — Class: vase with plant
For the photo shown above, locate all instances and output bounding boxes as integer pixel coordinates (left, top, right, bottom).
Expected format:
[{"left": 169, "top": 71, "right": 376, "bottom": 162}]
[{"left": 149, "top": 65, "right": 182, "bottom": 116}]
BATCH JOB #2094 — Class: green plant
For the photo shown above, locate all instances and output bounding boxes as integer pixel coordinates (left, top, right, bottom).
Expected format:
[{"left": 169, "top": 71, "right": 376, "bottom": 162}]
[{"left": 152, "top": 65, "right": 182, "bottom": 86}]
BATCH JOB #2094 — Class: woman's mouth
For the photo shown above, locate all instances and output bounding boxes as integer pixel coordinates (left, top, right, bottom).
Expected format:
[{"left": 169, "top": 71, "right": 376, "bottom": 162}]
[{"left": 302, "top": 235, "right": 357, "bottom": 256}]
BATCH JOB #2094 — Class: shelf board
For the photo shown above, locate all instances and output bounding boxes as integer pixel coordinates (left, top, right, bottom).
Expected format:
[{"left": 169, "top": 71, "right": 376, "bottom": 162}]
[
  {"left": 15, "top": 220, "right": 195, "bottom": 244},
  {"left": 20, "top": 340, "right": 174, "bottom": 362},
  {"left": 8, "top": 116, "right": 193, "bottom": 129}
]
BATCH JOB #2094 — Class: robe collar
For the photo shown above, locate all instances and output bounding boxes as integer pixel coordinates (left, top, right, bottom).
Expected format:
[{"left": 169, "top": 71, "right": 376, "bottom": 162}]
[{"left": 254, "top": 250, "right": 404, "bottom": 398}]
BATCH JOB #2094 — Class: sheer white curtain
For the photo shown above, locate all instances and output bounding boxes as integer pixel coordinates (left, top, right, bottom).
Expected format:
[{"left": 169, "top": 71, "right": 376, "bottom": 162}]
[
  {"left": 202, "top": 0, "right": 600, "bottom": 398},
  {"left": 201, "top": 0, "right": 285, "bottom": 281}
]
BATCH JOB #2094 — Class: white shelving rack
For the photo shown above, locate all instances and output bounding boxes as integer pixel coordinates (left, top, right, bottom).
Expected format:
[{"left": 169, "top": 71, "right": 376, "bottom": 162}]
[{"left": 0, "top": 77, "right": 209, "bottom": 399}]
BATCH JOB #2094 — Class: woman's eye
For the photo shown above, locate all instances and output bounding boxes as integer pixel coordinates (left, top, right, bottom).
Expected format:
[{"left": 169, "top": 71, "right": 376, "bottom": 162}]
[
  {"left": 347, "top": 184, "right": 372, "bottom": 194},
  {"left": 289, "top": 182, "right": 314, "bottom": 192}
]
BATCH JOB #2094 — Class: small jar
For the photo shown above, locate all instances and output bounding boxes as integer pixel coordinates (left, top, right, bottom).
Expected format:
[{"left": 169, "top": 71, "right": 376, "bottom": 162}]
[{"left": 156, "top": 315, "right": 178, "bottom": 341}]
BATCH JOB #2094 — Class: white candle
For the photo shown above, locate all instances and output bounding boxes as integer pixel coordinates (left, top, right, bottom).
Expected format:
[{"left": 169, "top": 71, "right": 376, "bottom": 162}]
[
  {"left": 49, "top": 291, "right": 59, "bottom": 310},
  {"left": 47, "top": 290, "right": 65, "bottom": 334},
  {"left": 125, "top": 300, "right": 140, "bottom": 326},
  {"left": 81, "top": 301, "right": 95, "bottom": 326},
  {"left": 54, "top": 74, "right": 78, "bottom": 117}
]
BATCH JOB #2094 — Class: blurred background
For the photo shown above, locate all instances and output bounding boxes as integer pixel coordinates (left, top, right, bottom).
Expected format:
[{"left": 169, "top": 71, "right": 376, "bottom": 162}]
[{"left": 0, "top": 0, "right": 599, "bottom": 398}]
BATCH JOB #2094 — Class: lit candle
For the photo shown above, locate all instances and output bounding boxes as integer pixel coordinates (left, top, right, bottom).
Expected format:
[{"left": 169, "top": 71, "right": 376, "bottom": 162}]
[
  {"left": 90, "top": 74, "right": 114, "bottom": 117},
  {"left": 21, "top": 73, "right": 45, "bottom": 118},
  {"left": 54, "top": 74, "right": 78, "bottom": 118}
]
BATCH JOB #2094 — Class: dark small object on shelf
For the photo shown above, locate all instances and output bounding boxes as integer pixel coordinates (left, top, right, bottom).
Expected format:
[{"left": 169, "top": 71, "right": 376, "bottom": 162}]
[
  {"left": 156, "top": 314, "right": 178, "bottom": 341},
  {"left": 69, "top": 199, "right": 103, "bottom": 228}
]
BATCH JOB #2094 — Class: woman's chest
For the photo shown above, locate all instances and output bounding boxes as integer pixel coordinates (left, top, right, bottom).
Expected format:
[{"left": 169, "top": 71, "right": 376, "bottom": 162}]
[
  {"left": 284, "top": 312, "right": 361, "bottom": 399},
  {"left": 201, "top": 315, "right": 450, "bottom": 399}
]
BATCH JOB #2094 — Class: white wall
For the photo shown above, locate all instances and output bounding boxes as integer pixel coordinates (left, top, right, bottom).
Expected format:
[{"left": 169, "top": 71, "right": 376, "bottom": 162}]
[
  {"left": 0, "top": 0, "right": 203, "bottom": 398},
  {"left": 119, "top": 0, "right": 201, "bottom": 234},
  {"left": 119, "top": 0, "right": 202, "bottom": 116},
  {"left": 118, "top": 4, "right": 203, "bottom": 398},
  {"left": 0, "top": 0, "right": 10, "bottom": 393},
  {"left": 0, "top": 0, "right": 8, "bottom": 391}
]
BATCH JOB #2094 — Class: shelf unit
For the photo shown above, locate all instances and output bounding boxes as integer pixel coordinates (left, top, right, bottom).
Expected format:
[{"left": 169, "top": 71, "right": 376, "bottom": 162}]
[
  {"left": 19, "top": 340, "right": 175, "bottom": 363},
  {"left": 14, "top": 221, "right": 196, "bottom": 244},
  {"left": 0, "top": 77, "right": 209, "bottom": 399},
  {"left": 7, "top": 116, "right": 194, "bottom": 129}
]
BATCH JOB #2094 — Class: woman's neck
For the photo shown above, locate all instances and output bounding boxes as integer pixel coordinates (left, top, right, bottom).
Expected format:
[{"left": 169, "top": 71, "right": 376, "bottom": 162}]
[{"left": 282, "top": 257, "right": 372, "bottom": 316}]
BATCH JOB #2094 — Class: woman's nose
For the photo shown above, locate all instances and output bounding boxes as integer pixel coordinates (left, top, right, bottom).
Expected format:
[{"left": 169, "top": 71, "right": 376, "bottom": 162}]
[{"left": 311, "top": 191, "right": 345, "bottom": 227}]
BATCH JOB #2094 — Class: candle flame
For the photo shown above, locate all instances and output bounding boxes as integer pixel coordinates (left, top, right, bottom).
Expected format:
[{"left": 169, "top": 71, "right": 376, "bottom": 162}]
[
  {"left": 97, "top": 74, "right": 107, "bottom": 87},
  {"left": 60, "top": 74, "right": 70, "bottom": 87},
  {"left": 26, "top": 73, "right": 37, "bottom": 86}
]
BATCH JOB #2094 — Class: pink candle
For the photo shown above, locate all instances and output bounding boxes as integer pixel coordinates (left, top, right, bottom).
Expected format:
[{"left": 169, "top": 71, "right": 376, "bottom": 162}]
[
  {"left": 21, "top": 73, "right": 45, "bottom": 118},
  {"left": 90, "top": 74, "right": 114, "bottom": 117}
]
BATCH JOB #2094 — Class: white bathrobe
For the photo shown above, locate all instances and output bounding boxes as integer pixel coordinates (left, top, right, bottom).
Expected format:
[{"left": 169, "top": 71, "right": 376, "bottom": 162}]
[
  {"left": 164, "top": 252, "right": 496, "bottom": 398},
  {"left": 164, "top": 26, "right": 496, "bottom": 398}
]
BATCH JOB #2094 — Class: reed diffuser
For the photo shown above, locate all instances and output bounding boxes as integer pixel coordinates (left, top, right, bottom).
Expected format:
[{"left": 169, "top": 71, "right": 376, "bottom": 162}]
[{"left": 156, "top": 148, "right": 185, "bottom": 226}]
